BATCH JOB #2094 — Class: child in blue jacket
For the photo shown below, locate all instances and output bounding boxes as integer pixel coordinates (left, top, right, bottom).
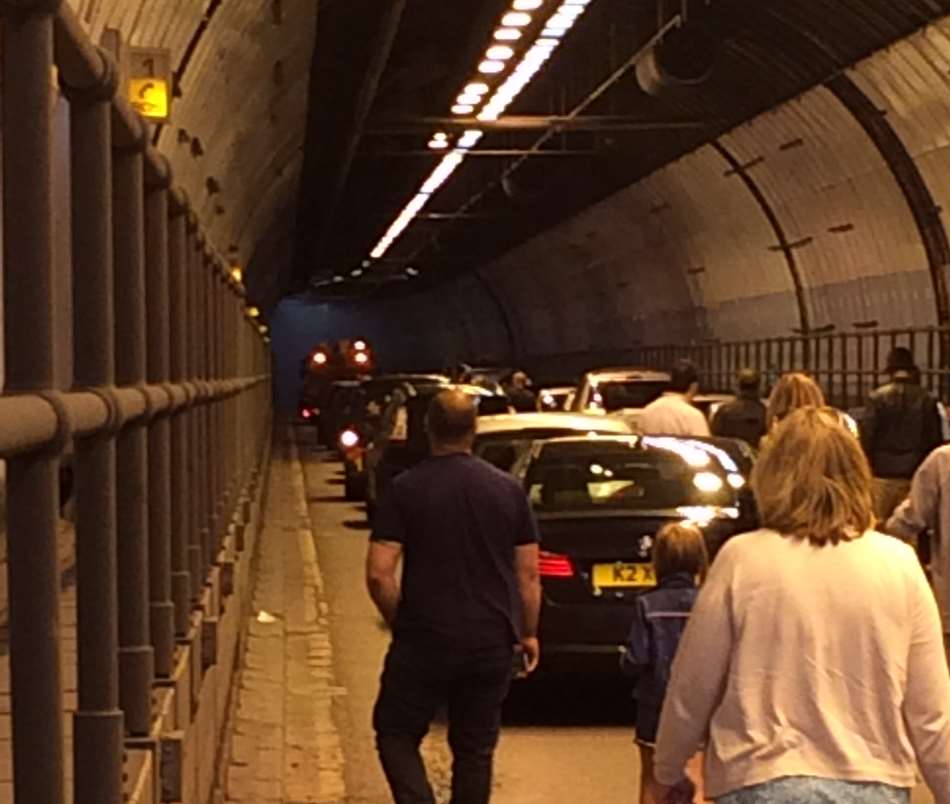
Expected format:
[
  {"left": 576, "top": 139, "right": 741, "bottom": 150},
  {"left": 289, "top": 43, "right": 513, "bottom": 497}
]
[{"left": 622, "top": 522, "right": 708, "bottom": 804}]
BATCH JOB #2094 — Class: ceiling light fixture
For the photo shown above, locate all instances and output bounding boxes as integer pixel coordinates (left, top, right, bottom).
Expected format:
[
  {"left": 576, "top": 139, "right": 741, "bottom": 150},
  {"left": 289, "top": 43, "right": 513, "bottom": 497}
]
[
  {"left": 486, "top": 45, "right": 515, "bottom": 60},
  {"left": 502, "top": 11, "right": 532, "bottom": 26},
  {"left": 367, "top": 0, "right": 594, "bottom": 262},
  {"left": 494, "top": 28, "right": 523, "bottom": 40},
  {"left": 478, "top": 59, "right": 506, "bottom": 74}
]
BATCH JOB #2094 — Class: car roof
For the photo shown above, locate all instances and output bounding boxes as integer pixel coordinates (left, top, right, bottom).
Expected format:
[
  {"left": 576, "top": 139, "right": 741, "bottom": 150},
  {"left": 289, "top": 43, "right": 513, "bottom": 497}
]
[
  {"left": 583, "top": 367, "right": 671, "bottom": 382},
  {"left": 533, "top": 433, "right": 749, "bottom": 471},
  {"left": 476, "top": 412, "right": 633, "bottom": 435},
  {"left": 539, "top": 386, "right": 575, "bottom": 394}
]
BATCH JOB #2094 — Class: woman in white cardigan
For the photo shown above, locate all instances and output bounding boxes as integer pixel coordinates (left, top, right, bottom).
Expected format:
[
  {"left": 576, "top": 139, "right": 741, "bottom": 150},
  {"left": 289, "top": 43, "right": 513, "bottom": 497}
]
[{"left": 651, "top": 406, "right": 950, "bottom": 804}]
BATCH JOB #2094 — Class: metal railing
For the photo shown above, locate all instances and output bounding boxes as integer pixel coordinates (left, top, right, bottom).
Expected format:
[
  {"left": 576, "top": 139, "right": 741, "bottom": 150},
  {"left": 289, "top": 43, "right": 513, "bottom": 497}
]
[
  {"left": 631, "top": 327, "right": 950, "bottom": 410},
  {"left": 1, "top": 2, "right": 271, "bottom": 803}
]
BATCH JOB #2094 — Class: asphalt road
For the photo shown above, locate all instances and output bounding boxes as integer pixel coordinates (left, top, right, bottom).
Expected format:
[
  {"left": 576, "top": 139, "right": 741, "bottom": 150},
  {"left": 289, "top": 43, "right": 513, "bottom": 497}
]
[{"left": 298, "top": 430, "right": 934, "bottom": 804}]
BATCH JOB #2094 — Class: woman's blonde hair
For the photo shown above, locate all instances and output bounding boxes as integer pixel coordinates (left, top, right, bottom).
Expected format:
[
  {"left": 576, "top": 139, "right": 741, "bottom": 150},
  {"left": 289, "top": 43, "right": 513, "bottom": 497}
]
[
  {"left": 752, "top": 406, "right": 874, "bottom": 546},
  {"left": 766, "top": 372, "right": 825, "bottom": 429},
  {"left": 654, "top": 522, "right": 709, "bottom": 582}
]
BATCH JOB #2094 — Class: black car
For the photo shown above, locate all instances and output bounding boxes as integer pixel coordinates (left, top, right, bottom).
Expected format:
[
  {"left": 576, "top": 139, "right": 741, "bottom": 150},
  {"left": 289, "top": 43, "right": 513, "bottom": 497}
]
[
  {"left": 364, "top": 383, "right": 511, "bottom": 517},
  {"left": 515, "top": 434, "right": 755, "bottom": 674},
  {"left": 336, "top": 374, "right": 450, "bottom": 501}
]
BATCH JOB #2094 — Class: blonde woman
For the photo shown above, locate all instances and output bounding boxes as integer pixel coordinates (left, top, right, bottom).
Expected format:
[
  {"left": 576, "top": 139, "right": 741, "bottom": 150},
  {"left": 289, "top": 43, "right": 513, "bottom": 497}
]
[
  {"left": 650, "top": 407, "right": 950, "bottom": 804},
  {"left": 765, "top": 372, "right": 826, "bottom": 431}
]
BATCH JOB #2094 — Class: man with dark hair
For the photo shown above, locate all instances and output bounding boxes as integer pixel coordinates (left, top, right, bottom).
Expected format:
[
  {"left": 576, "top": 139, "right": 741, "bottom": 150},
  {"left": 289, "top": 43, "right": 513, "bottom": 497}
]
[
  {"left": 505, "top": 370, "right": 537, "bottom": 413},
  {"left": 862, "top": 346, "right": 943, "bottom": 520},
  {"left": 710, "top": 368, "right": 767, "bottom": 448},
  {"left": 366, "top": 389, "right": 541, "bottom": 804},
  {"left": 638, "top": 360, "right": 710, "bottom": 436}
]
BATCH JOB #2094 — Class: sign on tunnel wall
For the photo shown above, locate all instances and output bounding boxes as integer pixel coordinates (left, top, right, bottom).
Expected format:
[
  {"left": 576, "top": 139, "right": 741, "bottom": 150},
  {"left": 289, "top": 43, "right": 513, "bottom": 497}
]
[{"left": 128, "top": 47, "right": 172, "bottom": 122}]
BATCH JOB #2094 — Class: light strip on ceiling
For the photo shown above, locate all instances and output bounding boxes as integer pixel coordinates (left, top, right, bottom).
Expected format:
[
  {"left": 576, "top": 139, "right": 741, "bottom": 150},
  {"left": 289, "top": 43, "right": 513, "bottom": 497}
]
[{"left": 366, "top": 0, "right": 593, "bottom": 266}]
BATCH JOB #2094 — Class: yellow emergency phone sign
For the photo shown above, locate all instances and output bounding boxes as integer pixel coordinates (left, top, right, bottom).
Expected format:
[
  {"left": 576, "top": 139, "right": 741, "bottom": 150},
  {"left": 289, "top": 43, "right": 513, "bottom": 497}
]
[{"left": 129, "top": 78, "right": 169, "bottom": 121}]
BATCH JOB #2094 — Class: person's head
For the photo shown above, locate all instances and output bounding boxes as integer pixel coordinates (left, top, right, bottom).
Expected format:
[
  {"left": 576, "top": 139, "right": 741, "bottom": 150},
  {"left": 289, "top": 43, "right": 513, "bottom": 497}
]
[
  {"left": 766, "top": 372, "right": 824, "bottom": 430},
  {"left": 653, "top": 522, "right": 709, "bottom": 583},
  {"left": 752, "top": 406, "right": 874, "bottom": 545},
  {"left": 886, "top": 347, "right": 917, "bottom": 380},
  {"left": 669, "top": 359, "right": 700, "bottom": 398},
  {"left": 511, "top": 371, "right": 529, "bottom": 390},
  {"left": 736, "top": 367, "right": 761, "bottom": 399},
  {"left": 426, "top": 390, "right": 477, "bottom": 453}
]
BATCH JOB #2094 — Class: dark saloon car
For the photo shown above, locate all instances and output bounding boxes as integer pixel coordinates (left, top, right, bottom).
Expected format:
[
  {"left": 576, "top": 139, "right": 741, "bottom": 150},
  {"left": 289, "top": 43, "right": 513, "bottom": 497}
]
[
  {"left": 515, "top": 434, "right": 754, "bottom": 674},
  {"left": 336, "top": 374, "right": 449, "bottom": 501},
  {"left": 364, "top": 383, "right": 511, "bottom": 517}
]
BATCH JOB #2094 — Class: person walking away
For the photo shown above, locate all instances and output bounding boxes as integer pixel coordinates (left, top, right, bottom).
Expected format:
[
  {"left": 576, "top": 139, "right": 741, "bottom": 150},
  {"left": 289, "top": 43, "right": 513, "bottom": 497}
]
[
  {"left": 650, "top": 407, "right": 950, "bottom": 804},
  {"left": 638, "top": 360, "right": 710, "bottom": 437},
  {"left": 622, "top": 523, "right": 708, "bottom": 804},
  {"left": 366, "top": 390, "right": 542, "bottom": 804},
  {"left": 861, "top": 347, "right": 943, "bottom": 521},
  {"left": 886, "top": 443, "right": 950, "bottom": 640},
  {"left": 710, "top": 368, "right": 767, "bottom": 448},
  {"left": 506, "top": 371, "right": 537, "bottom": 413}
]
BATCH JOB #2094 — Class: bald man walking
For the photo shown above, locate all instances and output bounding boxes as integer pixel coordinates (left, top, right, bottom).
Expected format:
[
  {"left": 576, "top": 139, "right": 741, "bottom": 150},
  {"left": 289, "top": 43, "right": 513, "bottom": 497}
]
[{"left": 366, "top": 390, "right": 541, "bottom": 804}]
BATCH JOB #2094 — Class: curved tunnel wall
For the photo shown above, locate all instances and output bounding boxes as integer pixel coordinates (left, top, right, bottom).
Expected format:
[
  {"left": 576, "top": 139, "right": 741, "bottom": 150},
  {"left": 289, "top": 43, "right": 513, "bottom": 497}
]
[
  {"left": 67, "top": 0, "right": 316, "bottom": 283},
  {"left": 365, "top": 14, "right": 950, "bottom": 376}
]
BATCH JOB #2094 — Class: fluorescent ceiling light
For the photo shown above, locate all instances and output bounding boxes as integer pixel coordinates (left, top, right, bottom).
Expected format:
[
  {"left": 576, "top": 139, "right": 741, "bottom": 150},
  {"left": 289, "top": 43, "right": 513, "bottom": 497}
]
[
  {"left": 486, "top": 45, "right": 515, "bottom": 60},
  {"left": 457, "top": 130, "right": 484, "bottom": 149},
  {"left": 366, "top": 0, "right": 592, "bottom": 263},
  {"left": 502, "top": 12, "right": 532, "bottom": 26},
  {"left": 478, "top": 60, "right": 506, "bottom": 74}
]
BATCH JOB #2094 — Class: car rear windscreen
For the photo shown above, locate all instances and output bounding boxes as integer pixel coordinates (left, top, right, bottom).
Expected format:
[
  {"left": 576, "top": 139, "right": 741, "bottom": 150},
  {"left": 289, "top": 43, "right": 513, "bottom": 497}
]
[
  {"left": 593, "top": 381, "right": 667, "bottom": 411},
  {"left": 526, "top": 445, "right": 736, "bottom": 512}
]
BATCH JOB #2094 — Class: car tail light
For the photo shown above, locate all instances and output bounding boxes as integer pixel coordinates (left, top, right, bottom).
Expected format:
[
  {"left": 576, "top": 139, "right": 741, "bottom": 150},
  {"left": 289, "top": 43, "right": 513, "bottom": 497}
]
[
  {"left": 339, "top": 429, "right": 360, "bottom": 449},
  {"left": 538, "top": 550, "right": 574, "bottom": 578},
  {"left": 301, "top": 409, "right": 312, "bottom": 420},
  {"left": 312, "top": 352, "right": 328, "bottom": 366}
]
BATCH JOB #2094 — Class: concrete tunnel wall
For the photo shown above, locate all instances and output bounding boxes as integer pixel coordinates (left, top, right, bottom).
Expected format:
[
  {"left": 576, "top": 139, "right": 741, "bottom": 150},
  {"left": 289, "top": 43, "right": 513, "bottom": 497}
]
[{"left": 342, "top": 16, "right": 950, "bottom": 380}]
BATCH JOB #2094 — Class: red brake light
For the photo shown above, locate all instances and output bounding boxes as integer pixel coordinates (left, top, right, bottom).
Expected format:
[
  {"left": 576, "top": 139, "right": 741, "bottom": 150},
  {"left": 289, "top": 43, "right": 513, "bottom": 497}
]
[
  {"left": 301, "top": 409, "right": 311, "bottom": 419},
  {"left": 312, "top": 352, "right": 328, "bottom": 366},
  {"left": 539, "top": 550, "right": 574, "bottom": 578}
]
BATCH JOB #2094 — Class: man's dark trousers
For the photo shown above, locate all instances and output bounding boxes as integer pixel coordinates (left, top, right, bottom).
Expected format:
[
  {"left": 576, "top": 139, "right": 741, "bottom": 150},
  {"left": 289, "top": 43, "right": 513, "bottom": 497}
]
[{"left": 373, "top": 636, "right": 513, "bottom": 804}]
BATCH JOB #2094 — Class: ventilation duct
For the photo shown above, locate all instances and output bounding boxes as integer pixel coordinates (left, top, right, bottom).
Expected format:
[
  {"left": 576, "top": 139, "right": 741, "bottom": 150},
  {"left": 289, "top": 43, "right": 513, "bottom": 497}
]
[{"left": 636, "top": 21, "right": 719, "bottom": 97}]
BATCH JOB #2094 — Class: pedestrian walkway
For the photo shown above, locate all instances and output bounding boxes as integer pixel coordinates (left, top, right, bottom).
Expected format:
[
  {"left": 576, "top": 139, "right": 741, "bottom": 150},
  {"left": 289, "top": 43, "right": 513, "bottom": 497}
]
[{"left": 224, "top": 433, "right": 346, "bottom": 804}]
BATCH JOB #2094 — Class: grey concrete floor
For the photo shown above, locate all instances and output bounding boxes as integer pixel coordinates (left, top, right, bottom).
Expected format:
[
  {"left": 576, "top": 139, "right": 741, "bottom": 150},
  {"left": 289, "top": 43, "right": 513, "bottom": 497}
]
[{"left": 299, "top": 430, "right": 935, "bottom": 804}]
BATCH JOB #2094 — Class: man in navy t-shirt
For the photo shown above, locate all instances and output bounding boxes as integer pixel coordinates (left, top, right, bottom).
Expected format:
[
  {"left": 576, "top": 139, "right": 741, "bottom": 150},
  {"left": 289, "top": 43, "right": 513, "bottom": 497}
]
[{"left": 367, "top": 389, "right": 541, "bottom": 804}]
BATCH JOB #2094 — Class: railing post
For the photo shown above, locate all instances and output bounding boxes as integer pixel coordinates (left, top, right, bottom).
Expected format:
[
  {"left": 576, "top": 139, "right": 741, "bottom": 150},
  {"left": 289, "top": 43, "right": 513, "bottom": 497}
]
[
  {"left": 63, "top": 42, "right": 126, "bottom": 804},
  {"left": 1, "top": 4, "right": 67, "bottom": 802},
  {"left": 186, "top": 217, "right": 204, "bottom": 600},
  {"left": 113, "top": 118, "right": 155, "bottom": 736},
  {"left": 169, "top": 197, "right": 193, "bottom": 636},
  {"left": 145, "top": 157, "right": 175, "bottom": 677}
]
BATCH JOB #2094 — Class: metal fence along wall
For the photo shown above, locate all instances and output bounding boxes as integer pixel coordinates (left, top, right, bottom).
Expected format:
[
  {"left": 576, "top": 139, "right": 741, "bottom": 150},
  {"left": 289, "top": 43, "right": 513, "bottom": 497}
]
[
  {"left": 632, "top": 326, "right": 950, "bottom": 410},
  {"left": 1, "top": 3, "right": 271, "bottom": 803}
]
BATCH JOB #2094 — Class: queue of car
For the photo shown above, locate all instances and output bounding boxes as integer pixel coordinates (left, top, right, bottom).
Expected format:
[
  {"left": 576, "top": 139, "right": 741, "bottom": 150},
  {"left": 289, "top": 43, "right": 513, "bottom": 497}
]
[{"left": 298, "top": 363, "right": 766, "bottom": 682}]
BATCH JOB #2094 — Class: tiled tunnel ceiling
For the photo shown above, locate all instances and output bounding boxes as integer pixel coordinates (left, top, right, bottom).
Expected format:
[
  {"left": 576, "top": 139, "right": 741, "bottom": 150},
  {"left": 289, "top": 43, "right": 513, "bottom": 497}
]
[
  {"left": 289, "top": 0, "right": 950, "bottom": 302},
  {"left": 63, "top": 1, "right": 950, "bottom": 316},
  {"left": 67, "top": 0, "right": 317, "bottom": 304}
]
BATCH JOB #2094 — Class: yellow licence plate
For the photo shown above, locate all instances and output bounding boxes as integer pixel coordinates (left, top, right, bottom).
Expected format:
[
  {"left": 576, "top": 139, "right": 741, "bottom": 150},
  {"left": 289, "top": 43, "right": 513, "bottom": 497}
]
[{"left": 592, "top": 563, "right": 657, "bottom": 589}]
